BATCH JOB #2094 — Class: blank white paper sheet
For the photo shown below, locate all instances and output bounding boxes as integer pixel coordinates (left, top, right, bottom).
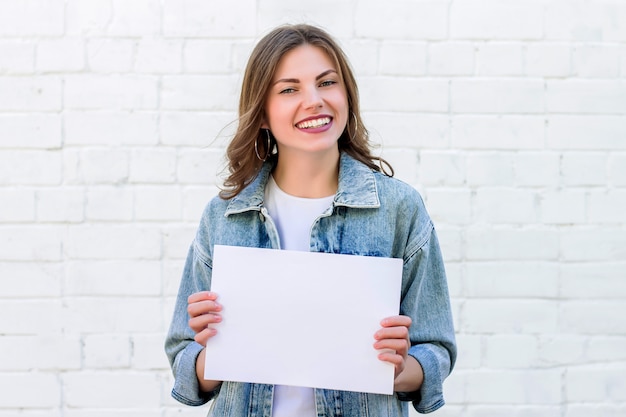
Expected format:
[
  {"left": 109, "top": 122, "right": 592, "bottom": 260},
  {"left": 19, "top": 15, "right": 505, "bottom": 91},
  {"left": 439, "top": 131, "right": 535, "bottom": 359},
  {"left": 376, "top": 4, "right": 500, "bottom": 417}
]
[{"left": 204, "top": 245, "right": 403, "bottom": 395}]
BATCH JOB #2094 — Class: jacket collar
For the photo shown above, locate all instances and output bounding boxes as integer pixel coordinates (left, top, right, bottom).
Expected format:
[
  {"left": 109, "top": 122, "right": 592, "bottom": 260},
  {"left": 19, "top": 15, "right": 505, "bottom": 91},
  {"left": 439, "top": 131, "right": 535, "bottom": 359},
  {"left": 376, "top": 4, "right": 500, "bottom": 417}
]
[{"left": 225, "top": 152, "right": 380, "bottom": 216}]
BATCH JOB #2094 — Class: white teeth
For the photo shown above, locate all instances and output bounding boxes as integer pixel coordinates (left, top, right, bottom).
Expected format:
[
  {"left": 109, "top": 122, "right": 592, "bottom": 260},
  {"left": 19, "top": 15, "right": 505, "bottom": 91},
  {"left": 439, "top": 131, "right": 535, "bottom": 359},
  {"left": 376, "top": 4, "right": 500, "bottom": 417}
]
[{"left": 297, "top": 117, "right": 331, "bottom": 129}]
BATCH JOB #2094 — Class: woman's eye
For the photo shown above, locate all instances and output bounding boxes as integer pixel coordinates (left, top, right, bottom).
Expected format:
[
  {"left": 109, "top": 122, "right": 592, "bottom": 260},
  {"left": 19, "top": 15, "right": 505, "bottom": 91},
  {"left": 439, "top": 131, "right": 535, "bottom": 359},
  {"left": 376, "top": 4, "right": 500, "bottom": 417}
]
[
  {"left": 279, "top": 87, "right": 296, "bottom": 94},
  {"left": 320, "top": 80, "right": 336, "bottom": 87}
]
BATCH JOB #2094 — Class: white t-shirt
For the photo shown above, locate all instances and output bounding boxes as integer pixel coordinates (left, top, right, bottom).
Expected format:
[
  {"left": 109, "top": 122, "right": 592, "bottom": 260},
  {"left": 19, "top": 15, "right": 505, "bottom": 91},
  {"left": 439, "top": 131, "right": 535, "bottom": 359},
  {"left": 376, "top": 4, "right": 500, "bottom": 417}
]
[{"left": 264, "top": 175, "right": 334, "bottom": 417}]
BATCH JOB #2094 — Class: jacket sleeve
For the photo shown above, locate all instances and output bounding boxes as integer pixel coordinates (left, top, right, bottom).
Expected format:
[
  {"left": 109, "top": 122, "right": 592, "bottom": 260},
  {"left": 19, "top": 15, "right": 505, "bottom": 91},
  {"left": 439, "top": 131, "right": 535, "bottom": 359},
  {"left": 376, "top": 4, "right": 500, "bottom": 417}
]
[
  {"left": 396, "top": 223, "right": 457, "bottom": 414},
  {"left": 164, "top": 239, "right": 221, "bottom": 406}
]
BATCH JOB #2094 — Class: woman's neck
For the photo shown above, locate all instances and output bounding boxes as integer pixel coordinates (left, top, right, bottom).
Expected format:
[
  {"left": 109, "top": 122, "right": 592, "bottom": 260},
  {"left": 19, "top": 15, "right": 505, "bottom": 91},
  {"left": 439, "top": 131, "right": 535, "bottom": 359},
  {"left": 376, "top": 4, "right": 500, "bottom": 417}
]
[{"left": 272, "top": 150, "right": 340, "bottom": 198}]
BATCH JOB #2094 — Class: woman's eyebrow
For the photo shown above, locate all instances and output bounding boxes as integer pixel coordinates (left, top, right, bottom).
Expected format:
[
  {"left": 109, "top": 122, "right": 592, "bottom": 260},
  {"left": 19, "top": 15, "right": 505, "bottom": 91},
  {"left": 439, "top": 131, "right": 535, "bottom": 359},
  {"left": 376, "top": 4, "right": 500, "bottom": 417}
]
[{"left": 273, "top": 69, "right": 338, "bottom": 86}]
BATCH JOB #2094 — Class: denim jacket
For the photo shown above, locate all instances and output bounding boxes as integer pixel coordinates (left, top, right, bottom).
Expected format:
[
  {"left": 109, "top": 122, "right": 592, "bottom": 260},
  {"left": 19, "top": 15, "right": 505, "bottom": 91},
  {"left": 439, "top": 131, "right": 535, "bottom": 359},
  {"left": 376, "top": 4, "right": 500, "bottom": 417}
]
[{"left": 165, "top": 152, "right": 456, "bottom": 416}]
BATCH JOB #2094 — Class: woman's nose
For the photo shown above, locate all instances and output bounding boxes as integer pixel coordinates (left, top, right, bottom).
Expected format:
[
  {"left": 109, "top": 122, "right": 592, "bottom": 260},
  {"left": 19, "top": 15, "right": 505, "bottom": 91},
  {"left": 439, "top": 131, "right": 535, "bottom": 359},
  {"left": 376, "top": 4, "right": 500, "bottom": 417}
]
[{"left": 303, "top": 87, "right": 323, "bottom": 109}]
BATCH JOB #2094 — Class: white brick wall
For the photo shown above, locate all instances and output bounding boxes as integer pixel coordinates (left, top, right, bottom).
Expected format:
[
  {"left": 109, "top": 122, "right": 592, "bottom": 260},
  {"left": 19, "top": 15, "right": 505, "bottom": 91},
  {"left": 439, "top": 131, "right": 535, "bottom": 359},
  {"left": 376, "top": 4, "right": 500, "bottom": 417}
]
[{"left": 0, "top": 1, "right": 624, "bottom": 416}]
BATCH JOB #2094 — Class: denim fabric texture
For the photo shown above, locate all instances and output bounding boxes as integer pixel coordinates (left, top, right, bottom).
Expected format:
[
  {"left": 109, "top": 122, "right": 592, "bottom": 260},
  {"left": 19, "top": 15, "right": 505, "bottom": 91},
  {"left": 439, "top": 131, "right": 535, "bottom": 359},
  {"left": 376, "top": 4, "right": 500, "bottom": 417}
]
[{"left": 165, "top": 152, "right": 457, "bottom": 416}]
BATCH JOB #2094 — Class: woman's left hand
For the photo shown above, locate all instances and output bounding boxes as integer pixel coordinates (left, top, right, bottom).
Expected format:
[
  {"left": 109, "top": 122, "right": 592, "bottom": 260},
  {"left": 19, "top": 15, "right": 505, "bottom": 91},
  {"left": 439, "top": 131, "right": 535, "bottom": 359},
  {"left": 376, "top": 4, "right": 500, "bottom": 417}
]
[{"left": 373, "top": 315, "right": 412, "bottom": 379}]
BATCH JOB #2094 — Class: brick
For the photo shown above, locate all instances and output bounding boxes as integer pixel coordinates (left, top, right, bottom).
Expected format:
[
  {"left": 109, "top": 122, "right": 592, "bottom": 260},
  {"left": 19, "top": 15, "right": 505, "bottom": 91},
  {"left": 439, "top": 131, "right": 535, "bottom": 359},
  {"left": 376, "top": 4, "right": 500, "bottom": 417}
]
[
  {"left": 515, "top": 152, "right": 560, "bottom": 187},
  {"left": 466, "top": 152, "right": 515, "bottom": 186},
  {"left": 231, "top": 40, "right": 256, "bottom": 73},
  {"left": 452, "top": 116, "right": 545, "bottom": 150},
  {"left": 0, "top": 41, "right": 35, "bottom": 73},
  {"left": 548, "top": 116, "right": 626, "bottom": 150},
  {"left": 136, "top": 39, "right": 183, "bottom": 73},
  {"left": 66, "top": 0, "right": 113, "bottom": 35},
  {"left": 380, "top": 148, "right": 418, "bottom": 185},
  {"left": 450, "top": 1, "right": 543, "bottom": 40},
  {"left": 425, "top": 189, "right": 471, "bottom": 225},
  {"left": 464, "top": 299, "right": 558, "bottom": 333},
  {"left": 0, "top": 300, "right": 62, "bottom": 334},
  {"left": 129, "top": 148, "right": 177, "bottom": 183},
  {"left": 418, "top": 151, "right": 465, "bottom": 186},
  {"left": 0, "top": 411, "right": 62, "bottom": 417},
  {"left": 466, "top": 370, "right": 561, "bottom": 404},
  {"left": 428, "top": 42, "right": 475, "bottom": 76},
  {"left": 163, "top": 260, "right": 185, "bottom": 296},
  {"left": 364, "top": 113, "right": 450, "bottom": 149},
  {"left": 87, "top": 39, "right": 135, "bottom": 72},
  {"left": 66, "top": 412, "right": 162, "bottom": 417},
  {"left": 0, "top": 76, "right": 62, "bottom": 111},
  {"left": 0, "top": 226, "right": 64, "bottom": 261},
  {"left": 0, "top": 262, "right": 62, "bottom": 297},
  {"left": 483, "top": 335, "right": 539, "bottom": 368},
  {"left": 160, "top": 111, "right": 236, "bottom": 146},
  {"left": 66, "top": 112, "right": 158, "bottom": 146},
  {"left": 0, "top": 334, "right": 80, "bottom": 370},
  {"left": 0, "top": 113, "right": 62, "bottom": 148},
  {"left": 561, "top": 301, "right": 626, "bottom": 334},
  {"left": 86, "top": 186, "right": 134, "bottom": 221},
  {"left": 163, "top": 225, "right": 197, "bottom": 259},
  {"left": 134, "top": 186, "right": 182, "bottom": 221},
  {"left": 587, "top": 336, "right": 626, "bottom": 362},
  {"left": 0, "top": 188, "right": 35, "bottom": 222},
  {"left": 183, "top": 40, "right": 232, "bottom": 73},
  {"left": 436, "top": 227, "right": 463, "bottom": 262},
  {"left": 465, "top": 262, "right": 559, "bottom": 298},
  {"left": 132, "top": 333, "right": 171, "bottom": 370},
  {"left": 65, "top": 75, "right": 158, "bottom": 110},
  {"left": 0, "top": 150, "right": 62, "bottom": 185},
  {"left": 546, "top": 2, "right": 626, "bottom": 42},
  {"left": 454, "top": 334, "right": 481, "bottom": 369},
  {"left": 565, "top": 405, "right": 626, "bottom": 417},
  {"left": 540, "top": 190, "right": 586, "bottom": 225},
  {"left": 258, "top": 0, "right": 354, "bottom": 39},
  {"left": 63, "top": 371, "right": 161, "bottom": 407},
  {"left": 36, "top": 187, "right": 85, "bottom": 223},
  {"left": 547, "top": 80, "right": 626, "bottom": 114},
  {"left": 525, "top": 43, "right": 571, "bottom": 77},
  {"left": 574, "top": 44, "right": 621, "bottom": 78},
  {"left": 64, "top": 298, "right": 163, "bottom": 333},
  {"left": 163, "top": 0, "right": 256, "bottom": 37},
  {"left": 107, "top": 0, "right": 161, "bottom": 37},
  {"left": 466, "top": 228, "right": 559, "bottom": 260},
  {"left": 451, "top": 80, "right": 544, "bottom": 114},
  {"left": 67, "top": 225, "right": 161, "bottom": 260},
  {"left": 379, "top": 42, "right": 427, "bottom": 76},
  {"left": 466, "top": 406, "right": 562, "bottom": 417},
  {"left": 588, "top": 190, "right": 626, "bottom": 224},
  {"left": 67, "top": 148, "right": 129, "bottom": 184},
  {"left": 561, "top": 152, "right": 608, "bottom": 186},
  {"left": 538, "top": 335, "right": 586, "bottom": 366},
  {"left": 341, "top": 40, "right": 380, "bottom": 78},
  {"left": 36, "top": 38, "right": 85, "bottom": 72},
  {"left": 177, "top": 148, "right": 223, "bottom": 185},
  {"left": 182, "top": 186, "right": 219, "bottom": 222},
  {"left": 161, "top": 75, "right": 239, "bottom": 111},
  {"left": 0, "top": 0, "right": 64, "bottom": 36},
  {"left": 560, "top": 229, "right": 626, "bottom": 261},
  {"left": 66, "top": 260, "right": 161, "bottom": 296},
  {"left": 609, "top": 153, "right": 626, "bottom": 186},
  {"left": 561, "top": 262, "right": 626, "bottom": 299},
  {"left": 355, "top": 0, "right": 447, "bottom": 40},
  {"left": 566, "top": 365, "right": 626, "bottom": 401},
  {"left": 361, "top": 77, "right": 448, "bottom": 112},
  {"left": 474, "top": 188, "right": 537, "bottom": 224},
  {"left": 477, "top": 43, "right": 523, "bottom": 76},
  {"left": 84, "top": 334, "right": 131, "bottom": 369},
  {"left": 0, "top": 373, "right": 60, "bottom": 407}
]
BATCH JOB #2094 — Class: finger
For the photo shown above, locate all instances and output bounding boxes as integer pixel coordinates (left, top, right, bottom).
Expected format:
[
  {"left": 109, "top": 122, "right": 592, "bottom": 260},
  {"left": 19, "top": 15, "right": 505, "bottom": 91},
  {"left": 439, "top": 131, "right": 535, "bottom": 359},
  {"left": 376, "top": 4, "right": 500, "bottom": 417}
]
[
  {"left": 374, "top": 326, "right": 409, "bottom": 341},
  {"left": 188, "top": 291, "right": 219, "bottom": 304},
  {"left": 373, "top": 338, "right": 409, "bottom": 354},
  {"left": 189, "top": 312, "right": 222, "bottom": 333},
  {"left": 194, "top": 327, "right": 218, "bottom": 346},
  {"left": 187, "top": 299, "right": 222, "bottom": 318},
  {"left": 380, "top": 315, "right": 412, "bottom": 328}
]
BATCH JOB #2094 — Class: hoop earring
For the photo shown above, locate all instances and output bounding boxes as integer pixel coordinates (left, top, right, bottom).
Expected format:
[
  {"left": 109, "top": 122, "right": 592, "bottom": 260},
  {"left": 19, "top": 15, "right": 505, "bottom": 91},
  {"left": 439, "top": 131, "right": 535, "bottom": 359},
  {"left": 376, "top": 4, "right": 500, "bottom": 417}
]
[{"left": 255, "top": 129, "right": 272, "bottom": 161}]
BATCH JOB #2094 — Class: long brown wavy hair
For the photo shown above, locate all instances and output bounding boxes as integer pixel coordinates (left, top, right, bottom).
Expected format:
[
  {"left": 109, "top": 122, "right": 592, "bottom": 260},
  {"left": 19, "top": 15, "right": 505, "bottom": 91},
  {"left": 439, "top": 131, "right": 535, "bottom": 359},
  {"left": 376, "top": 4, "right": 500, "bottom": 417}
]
[{"left": 219, "top": 24, "right": 393, "bottom": 199}]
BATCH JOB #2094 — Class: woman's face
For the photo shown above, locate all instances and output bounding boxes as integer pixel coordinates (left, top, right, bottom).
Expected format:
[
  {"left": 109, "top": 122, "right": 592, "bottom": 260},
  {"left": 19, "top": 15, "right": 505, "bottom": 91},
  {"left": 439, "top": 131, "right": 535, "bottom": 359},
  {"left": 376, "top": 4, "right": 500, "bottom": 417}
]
[{"left": 263, "top": 44, "right": 349, "bottom": 161}]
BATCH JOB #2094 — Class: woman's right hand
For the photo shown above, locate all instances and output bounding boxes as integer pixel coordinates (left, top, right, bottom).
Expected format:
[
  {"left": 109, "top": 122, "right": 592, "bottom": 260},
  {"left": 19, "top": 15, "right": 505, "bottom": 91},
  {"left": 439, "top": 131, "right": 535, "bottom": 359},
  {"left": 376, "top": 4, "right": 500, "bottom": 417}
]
[{"left": 187, "top": 291, "right": 222, "bottom": 346}]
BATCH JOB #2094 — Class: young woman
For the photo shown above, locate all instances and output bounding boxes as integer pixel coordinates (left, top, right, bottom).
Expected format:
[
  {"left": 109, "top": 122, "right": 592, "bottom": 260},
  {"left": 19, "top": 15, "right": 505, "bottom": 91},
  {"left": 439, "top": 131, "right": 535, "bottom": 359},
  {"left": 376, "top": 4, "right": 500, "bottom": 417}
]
[{"left": 165, "top": 24, "right": 456, "bottom": 416}]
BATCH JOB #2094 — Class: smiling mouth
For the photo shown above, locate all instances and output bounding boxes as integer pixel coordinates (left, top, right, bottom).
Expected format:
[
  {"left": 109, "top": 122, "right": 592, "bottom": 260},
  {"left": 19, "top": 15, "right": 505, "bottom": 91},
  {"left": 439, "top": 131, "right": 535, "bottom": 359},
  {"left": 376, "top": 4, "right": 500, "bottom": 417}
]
[{"left": 296, "top": 117, "right": 332, "bottom": 129}]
